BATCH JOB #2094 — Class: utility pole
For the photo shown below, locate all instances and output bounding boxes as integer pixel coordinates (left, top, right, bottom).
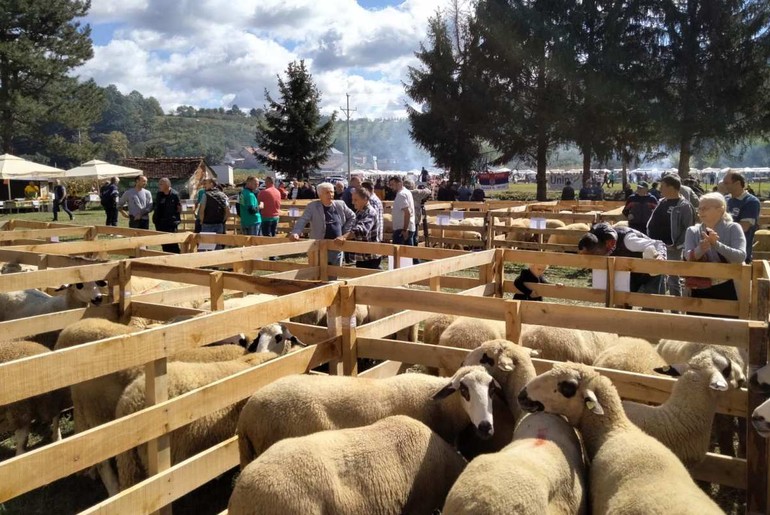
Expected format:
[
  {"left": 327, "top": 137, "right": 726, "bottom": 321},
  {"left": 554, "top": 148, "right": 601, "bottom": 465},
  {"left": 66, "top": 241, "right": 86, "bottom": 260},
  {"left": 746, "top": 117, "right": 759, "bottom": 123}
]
[{"left": 340, "top": 93, "right": 356, "bottom": 181}]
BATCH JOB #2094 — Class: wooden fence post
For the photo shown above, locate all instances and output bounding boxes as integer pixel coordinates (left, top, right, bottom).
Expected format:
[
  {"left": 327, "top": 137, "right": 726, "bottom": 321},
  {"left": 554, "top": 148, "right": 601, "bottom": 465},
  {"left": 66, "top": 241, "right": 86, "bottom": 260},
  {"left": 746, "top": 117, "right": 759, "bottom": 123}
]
[
  {"left": 340, "top": 285, "right": 358, "bottom": 376},
  {"left": 118, "top": 260, "right": 132, "bottom": 322},
  {"left": 606, "top": 257, "right": 616, "bottom": 308},
  {"left": 144, "top": 357, "right": 171, "bottom": 515},
  {"left": 740, "top": 264, "right": 753, "bottom": 320},
  {"left": 747, "top": 314, "right": 770, "bottom": 514},
  {"left": 327, "top": 290, "right": 343, "bottom": 375},
  {"left": 319, "top": 239, "right": 329, "bottom": 281},
  {"left": 505, "top": 299, "right": 522, "bottom": 344},
  {"left": 494, "top": 249, "right": 505, "bottom": 298},
  {"left": 209, "top": 271, "right": 224, "bottom": 311},
  {"left": 429, "top": 275, "right": 441, "bottom": 292}
]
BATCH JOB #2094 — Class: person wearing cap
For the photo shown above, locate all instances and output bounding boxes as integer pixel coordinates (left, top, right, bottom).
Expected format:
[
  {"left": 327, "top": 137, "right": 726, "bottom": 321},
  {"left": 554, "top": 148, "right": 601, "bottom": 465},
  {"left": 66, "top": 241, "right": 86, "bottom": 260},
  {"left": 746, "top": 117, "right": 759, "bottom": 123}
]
[
  {"left": 622, "top": 181, "right": 659, "bottom": 234},
  {"left": 723, "top": 169, "right": 760, "bottom": 262},
  {"left": 578, "top": 222, "right": 667, "bottom": 295}
]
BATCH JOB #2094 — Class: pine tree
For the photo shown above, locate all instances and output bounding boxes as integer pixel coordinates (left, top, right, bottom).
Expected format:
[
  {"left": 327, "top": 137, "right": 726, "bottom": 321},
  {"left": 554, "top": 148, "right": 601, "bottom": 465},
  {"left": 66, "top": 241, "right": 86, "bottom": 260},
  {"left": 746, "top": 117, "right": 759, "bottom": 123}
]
[
  {"left": 658, "top": 0, "right": 770, "bottom": 177},
  {"left": 0, "top": 0, "right": 94, "bottom": 154},
  {"left": 405, "top": 13, "right": 483, "bottom": 183},
  {"left": 255, "top": 61, "right": 336, "bottom": 180}
]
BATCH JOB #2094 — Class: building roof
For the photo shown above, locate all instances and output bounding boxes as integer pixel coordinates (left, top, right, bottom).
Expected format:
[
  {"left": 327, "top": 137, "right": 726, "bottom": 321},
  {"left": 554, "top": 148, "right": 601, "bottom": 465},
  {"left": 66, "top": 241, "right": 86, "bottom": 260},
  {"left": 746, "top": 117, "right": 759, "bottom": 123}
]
[{"left": 121, "top": 157, "right": 214, "bottom": 180}]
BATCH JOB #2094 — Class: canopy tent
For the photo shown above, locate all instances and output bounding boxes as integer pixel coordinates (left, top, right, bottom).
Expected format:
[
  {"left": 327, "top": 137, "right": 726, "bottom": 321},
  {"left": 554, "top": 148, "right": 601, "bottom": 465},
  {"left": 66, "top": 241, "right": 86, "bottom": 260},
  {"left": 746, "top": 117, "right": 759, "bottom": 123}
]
[
  {"left": 65, "top": 159, "right": 142, "bottom": 180},
  {"left": 0, "top": 154, "right": 65, "bottom": 200}
]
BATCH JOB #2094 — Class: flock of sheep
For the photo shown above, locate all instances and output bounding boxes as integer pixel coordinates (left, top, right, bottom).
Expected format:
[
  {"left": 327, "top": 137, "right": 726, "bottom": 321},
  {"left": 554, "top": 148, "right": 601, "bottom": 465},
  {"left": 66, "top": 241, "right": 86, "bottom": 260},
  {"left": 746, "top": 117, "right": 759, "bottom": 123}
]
[{"left": 0, "top": 263, "right": 764, "bottom": 514}]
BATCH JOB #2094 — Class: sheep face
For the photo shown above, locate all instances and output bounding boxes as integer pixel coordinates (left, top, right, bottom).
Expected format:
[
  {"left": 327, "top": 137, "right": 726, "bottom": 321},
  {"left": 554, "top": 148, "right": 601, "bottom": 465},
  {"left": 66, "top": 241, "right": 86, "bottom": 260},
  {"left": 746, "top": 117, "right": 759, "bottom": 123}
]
[
  {"left": 57, "top": 281, "right": 108, "bottom": 305},
  {"left": 752, "top": 398, "right": 770, "bottom": 438},
  {"left": 654, "top": 349, "right": 739, "bottom": 392},
  {"left": 518, "top": 363, "right": 605, "bottom": 425},
  {"left": 750, "top": 363, "right": 770, "bottom": 395},
  {"left": 432, "top": 365, "right": 499, "bottom": 440},
  {"left": 249, "top": 323, "right": 305, "bottom": 354},
  {"left": 463, "top": 339, "right": 539, "bottom": 373}
]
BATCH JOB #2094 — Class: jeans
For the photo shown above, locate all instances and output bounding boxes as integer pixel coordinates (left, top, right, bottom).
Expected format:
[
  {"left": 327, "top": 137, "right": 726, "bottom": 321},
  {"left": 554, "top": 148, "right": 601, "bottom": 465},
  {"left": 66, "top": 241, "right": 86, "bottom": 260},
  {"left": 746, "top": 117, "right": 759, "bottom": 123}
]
[
  {"left": 201, "top": 223, "right": 225, "bottom": 250},
  {"left": 53, "top": 200, "right": 73, "bottom": 221},
  {"left": 261, "top": 219, "right": 278, "bottom": 237},
  {"left": 392, "top": 229, "right": 414, "bottom": 246},
  {"left": 129, "top": 218, "right": 149, "bottom": 230},
  {"left": 104, "top": 207, "right": 118, "bottom": 226},
  {"left": 327, "top": 249, "right": 342, "bottom": 266},
  {"left": 242, "top": 224, "right": 261, "bottom": 236}
]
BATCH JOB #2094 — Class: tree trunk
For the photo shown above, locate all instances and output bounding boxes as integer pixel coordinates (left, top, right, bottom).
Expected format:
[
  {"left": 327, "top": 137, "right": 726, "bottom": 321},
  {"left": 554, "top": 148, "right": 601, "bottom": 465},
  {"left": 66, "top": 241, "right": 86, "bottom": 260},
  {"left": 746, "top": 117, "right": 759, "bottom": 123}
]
[
  {"left": 621, "top": 154, "right": 628, "bottom": 188},
  {"left": 582, "top": 145, "right": 592, "bottom": 186},
  {"left": 0, "top": 54, "right": 13, "bottom": 154},
  {"left": 536, "top": 139, "right": 548, "bottom": 201},
  {"left": 678, "top": 137, "right": 691, "bottom": 179}
]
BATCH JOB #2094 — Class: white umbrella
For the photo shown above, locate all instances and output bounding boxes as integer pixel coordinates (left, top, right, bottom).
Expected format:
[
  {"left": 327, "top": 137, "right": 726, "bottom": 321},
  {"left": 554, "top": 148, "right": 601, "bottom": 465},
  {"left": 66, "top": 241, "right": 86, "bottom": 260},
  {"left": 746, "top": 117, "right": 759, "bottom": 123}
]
[
  {"left": 0, "top": 154, "right": 64, "bottom": 199},
  {"left": 65, "top": 159, "right": 142, "bottom": 180}
]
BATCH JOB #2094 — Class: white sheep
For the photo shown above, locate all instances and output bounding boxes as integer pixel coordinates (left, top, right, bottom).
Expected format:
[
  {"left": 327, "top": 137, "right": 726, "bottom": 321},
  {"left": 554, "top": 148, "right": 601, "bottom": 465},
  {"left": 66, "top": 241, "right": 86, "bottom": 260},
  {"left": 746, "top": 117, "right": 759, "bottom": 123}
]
[
  {"left": 520, "top": 325, "right": 616, "bottom": 365},
  {"left": 438, "top": 317, "right": 506, "bottom": 350},
  {"left": 546, "top": 222, "right": 591, "bottom": 247},
  {"left": 751, "top": 364, "right": 770, "bottom": 436},
  {"left": 228, "top": 415, "right": 466, "bottom": 515},
  {"left": 422, "top": 313, "right": 458, "bottom": 345},
  {"left": 593, "top": 337, "right": 667, "bottom": 374},
  {"left": 0, "top": 281, "right": 107, "bottom": 322},
  {"left": 0, "top": 340, "right": 70, "bottom": 455},
  {"left": 237, "top": 365, "right": 500, "bottom": 468},
  {"left": 518, "top": 362, "right": 723, "bottom": 514},
  {"left": 443, "top": 412, "right": 587, "bottom": 515},
  {"left": 115, "top": 351, "right": 280, "bottom": 489},
  {"left": 623, "top": 349, "right": 741, "bottom": 467}
]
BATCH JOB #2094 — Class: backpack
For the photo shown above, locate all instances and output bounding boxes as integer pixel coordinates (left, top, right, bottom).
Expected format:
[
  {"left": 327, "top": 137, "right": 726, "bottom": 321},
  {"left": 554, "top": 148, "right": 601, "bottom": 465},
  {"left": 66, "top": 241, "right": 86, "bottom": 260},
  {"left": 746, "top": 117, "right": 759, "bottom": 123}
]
[
  {"left": 202, "top": 190, "right": 228, "bottom": 224},
  {"left": 100, "top": 184, "right": 114, "bottom": 207}
]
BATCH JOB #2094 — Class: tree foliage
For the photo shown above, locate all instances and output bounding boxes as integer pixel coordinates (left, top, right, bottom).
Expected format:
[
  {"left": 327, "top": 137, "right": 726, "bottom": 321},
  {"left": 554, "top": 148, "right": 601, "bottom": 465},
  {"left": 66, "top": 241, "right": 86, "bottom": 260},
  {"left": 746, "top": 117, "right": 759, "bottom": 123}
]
[
  {"left": 0, "top": 0, "right": 95, "bottom": 158},
  {"left": 255, "top": 60, "right": 336, "bottom": 179}
]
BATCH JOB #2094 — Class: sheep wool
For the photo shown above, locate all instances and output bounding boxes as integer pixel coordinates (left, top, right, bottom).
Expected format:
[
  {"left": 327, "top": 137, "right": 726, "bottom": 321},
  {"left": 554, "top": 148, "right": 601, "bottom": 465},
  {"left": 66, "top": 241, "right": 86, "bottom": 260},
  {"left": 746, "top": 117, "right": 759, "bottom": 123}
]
[
  {"left": 594, "top": 337, "right": 667, "bottom": 374},
  {"left": 520, "top": 325, "right": 615, "bottom": 365},
  {"left": 518, "top": 362, "right": 723, "bottom": 514},
  {"left": 422, "top": 313, "right": 458, "bottom": 345},
  {"left": 229, "top": 416, "right": 466, "bottom": 515},
  {"left": 444, "top": 412, "right": 587, "bottom": 515},
  {"left": 438, "top": 317, "right": 506, "bottom": 350}
]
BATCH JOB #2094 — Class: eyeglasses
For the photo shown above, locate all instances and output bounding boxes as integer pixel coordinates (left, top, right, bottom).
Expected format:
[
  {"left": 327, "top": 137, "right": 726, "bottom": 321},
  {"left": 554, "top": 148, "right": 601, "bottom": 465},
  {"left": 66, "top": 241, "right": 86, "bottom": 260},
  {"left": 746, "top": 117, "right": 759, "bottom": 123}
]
[{"left": 697, "top": 205, "right": 720, "bottom": 212}]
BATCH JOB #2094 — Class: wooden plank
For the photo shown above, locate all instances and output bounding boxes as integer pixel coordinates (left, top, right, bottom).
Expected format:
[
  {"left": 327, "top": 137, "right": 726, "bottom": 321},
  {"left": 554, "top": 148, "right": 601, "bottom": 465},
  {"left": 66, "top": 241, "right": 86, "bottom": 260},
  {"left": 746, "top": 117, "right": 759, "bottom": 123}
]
[
  {"left": 355, "top": 286, "right": 508, "bottom": 321},
  {"left": 209, "top": 272, "right": 225, "bottom": 311},
  {"left": 747, "top": 319, "right": 770, "bottom": 514},
  {"left": 0, "top": 304, "right": 119, "bottom": 341},
  {"left": 81, "top": 438, "right": 239, "bottom": 515},
  {"left": 504, "top": 282, "right": 606, "bottom": 304},
  {"left": 133, "top": 240, "right": 318, "bottom": 268},
  {"left": 251, "top": 260, "right": 312, "bottom": 273},
  {"left": 0, "top": 227, "right": 91, "bottom": 241},
  {"left": 346, "top": 250, "right": 495, "bottom": 288},
  {"left": 0, "top": 341, "right": 337, "bottom": 503},
  {"left": 690, "top": 452, "right": 747, "bottom": 490},
  {"left": 339, "top": 285, "right": 357, "bottom": 376},
  {"left": 358, "top": 360, "right": 403, "bottom": 379},
  {"left": 131, "top": 286, "right": 211, "bottom": 306},
  {"left": 0, "top": 284, "right": 340, "bottom": 405},
  {"left": 0, "top": 262, "right": 119, "bottom": 292},
  {"left": 505, "top": 300, "right": 522, "bottom": 343},
  {"left": 130, "top": 302, "right": 206, "bottom": 321},
  {"left": 10, "top": 233, "right": 189, "bottom": 255},
  {"left": 614, "top": 291, "right": 741, "bottom": 317},
  {"left": 95, "top": 225, "right": 165, "bottom": 237},
  {"left": 264, "top": 267, "right": 320, "bottom": 281},
  {"left": 739, "top": 263, "right": 753, "bottom": 320},
  {"left": 144, "top": 358, "right": 171, "bottom": 486}
]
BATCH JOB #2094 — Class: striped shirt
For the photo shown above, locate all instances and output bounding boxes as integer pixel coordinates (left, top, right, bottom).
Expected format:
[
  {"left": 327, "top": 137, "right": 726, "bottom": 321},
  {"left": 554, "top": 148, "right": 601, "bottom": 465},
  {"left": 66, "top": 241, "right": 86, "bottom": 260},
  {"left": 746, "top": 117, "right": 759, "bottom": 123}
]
[
  {"left": 368, "top": 193, "right": 384, "bottom": 242},
  {"left": 349, "top": 204, "right": 381, "bottom": 262}
]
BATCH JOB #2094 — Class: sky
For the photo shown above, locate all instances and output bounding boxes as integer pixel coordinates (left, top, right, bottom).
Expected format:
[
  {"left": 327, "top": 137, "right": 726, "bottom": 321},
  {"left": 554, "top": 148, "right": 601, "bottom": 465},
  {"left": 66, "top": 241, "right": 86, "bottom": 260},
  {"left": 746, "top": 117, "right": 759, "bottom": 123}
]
[{"left": 76, "top": 0, "right": 447, "bottom": 119}]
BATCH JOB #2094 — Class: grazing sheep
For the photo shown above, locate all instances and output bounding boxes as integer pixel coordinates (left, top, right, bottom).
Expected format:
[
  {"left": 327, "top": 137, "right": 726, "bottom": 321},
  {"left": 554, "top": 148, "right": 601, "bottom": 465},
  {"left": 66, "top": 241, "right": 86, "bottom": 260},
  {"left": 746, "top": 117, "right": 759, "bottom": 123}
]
[
  {"left": 0, "top": 281, "right": 107, "bottom": 322},
  {"left": 520, "top": 325, "right": 616, "bottom": 365},
  {"left": 593, "top": 337, "right": 667, "bottom": 374},
  {"left": 546, "top": 223, "right": 591, "bottom": 247},
  {"left": 0, "top": 341, "right": 70, "bottom": 455},
  {"left": 115, "top": 352, "right": 280, "bottom": 489},
  {"left": 518, "top": 363, "right": 723, "bottom": 514},
  {"left": 438, "top": 317, "right": 506, "bottom": 350},
  {"left": 237, "top": 365, "right": 500, "bottom": 468},
  {"left": 229, "top": 416, "right": 466, "bottom": 515},
  {"left": 443, "top": 412, "right": 587, "bottom": 515},
  {"left": 422, "top": 313, "right": 458, "bottom": 345},
  {"left": 623, "top": 349, "right": 741, "bottom": 467}
]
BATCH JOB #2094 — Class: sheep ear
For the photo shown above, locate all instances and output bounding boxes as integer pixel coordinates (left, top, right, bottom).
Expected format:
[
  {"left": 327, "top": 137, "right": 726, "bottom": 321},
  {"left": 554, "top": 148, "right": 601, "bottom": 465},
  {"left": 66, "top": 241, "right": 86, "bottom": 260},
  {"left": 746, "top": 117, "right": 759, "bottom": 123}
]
[
  {"left": 75, "top": 283, "right": 84, "bottom": 289},
  {"left": 654, "top": 364, "right": 686, "bottom": 377},
  {"left": 584, "top": 390, "right": 604, "bottom": 415},
  {"left": 247, "top": 339, "right": 259, "bottom": 353},
  {"left": 498, "top": 356, "right": 514, "bottom": 372},
  {"left": 95, "top": 280, "right": 108, "bottom": 287},
  {"left": 290, "top": 335, "right": 307, "bottom": 347},
  {"left": 527, "top": 349, "right": 540, "bottom": 358},
  {"left": 709, "top": 370, "right": 729, "bottom": 391},
  {"left": 55, "top": 284, "right": 69, "bottom": 291},
  {"left": 478, "top": 352, "right": 495, "bottom": 368},
  {"left": 432, "top": 383, "right": 456, "bottom": 401}
]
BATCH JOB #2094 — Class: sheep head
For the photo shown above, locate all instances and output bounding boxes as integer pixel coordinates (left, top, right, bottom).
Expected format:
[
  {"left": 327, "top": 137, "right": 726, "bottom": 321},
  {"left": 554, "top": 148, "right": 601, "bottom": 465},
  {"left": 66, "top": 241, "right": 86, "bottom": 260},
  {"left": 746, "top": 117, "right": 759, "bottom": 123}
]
[
  {"left": 56, "top": 281, "right": 108, "bottom": 306},
  {"left": 654, "top": 349, "right": 741, "bottom": 392},
  {"left": 463, "top": 339, "right": 538, "bottom": 374},
  {"left": 750, "top": 363, "right": 770, "bottom": 395},
  {"left": 432, "top": 365, "right": 500, "bottom": 440},
  {"left": 752, "top": 398, "right": 770, "bottom": 438},
  {"left": 518, "top": 362, "right": 608, "bottom": 426},
  {"left": 249, "top": 323, "right": 305, "bottom": 354}
]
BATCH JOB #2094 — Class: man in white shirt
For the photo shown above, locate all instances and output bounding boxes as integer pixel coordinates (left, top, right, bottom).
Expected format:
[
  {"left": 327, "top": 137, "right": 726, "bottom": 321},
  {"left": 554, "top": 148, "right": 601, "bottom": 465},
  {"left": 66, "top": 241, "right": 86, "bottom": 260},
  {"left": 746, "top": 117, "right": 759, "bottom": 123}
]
[{"left": 389, "top": 175, "right": 415, "bottom": 246}]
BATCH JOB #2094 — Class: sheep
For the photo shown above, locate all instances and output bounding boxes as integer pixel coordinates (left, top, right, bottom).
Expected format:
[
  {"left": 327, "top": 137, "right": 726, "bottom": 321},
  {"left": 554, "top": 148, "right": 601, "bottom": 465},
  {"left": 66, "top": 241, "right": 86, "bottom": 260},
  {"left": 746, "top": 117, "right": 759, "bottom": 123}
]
[
  {"left": 457, "top": 339, "right": 539, "bottom": 458},
  {"left": 438, "top": 317, "right": 506, "bottom": 351},
  {"left": 751, "top": 365, "right": 770, "bottom": 437},
  {"left": 0, "top": 340, "right": 70, "bottom": 455},
  {"left": 520, "top": 325, "right": 616, "bottom": 365},
  {"left": 752, "top": 229, "right": 770, "bottom": 253},
  {"left": 657, "top": 338, "right": 748, "bottom": 457},
  {"left": 443, "top": 412, "right": 587, "bottom": 515},
  {"left": 623, "top": 349, "right": 741, "bottom": 467},
  {"left": 0, "top": 281, "right": 107, "bottom": 322},
  {"left": 593, "top": 336, "right": 667, "bottom": 374},
  {"left": 518, "top": 362, "right": 723, "bottom": 514},
  {"left": 237, "top": 365, "right": 500, "bottom": 468},
  {"left": 54, "top": 318, "right": 295, "bottom": 495},
  {"left": 422, "top": 313, "right": 457, "bottom": 345},
  {"left": 546, "top": 222, "right": 591, "bottom": 247},
  {"left": 229, "top": 415, "right": 466, "bottom": 515},
  {"left": 115, "top": 351, "right": 280, "bottom": 489}
]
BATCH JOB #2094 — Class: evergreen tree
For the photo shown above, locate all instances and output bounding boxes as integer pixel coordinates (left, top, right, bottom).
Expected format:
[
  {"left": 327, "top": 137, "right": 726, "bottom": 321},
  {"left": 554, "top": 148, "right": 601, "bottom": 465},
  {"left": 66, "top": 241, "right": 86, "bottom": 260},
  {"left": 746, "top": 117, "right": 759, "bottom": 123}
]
[
  {"left": 470, "top": 0, "right": 572, "bottom": 200},
  {"left": 0, "top": 0, "right": 94, "bottom": 154},
  {"left": 255, "top": 61, "right": 335, "bottom": 180},
  {"left": 405, "top": 13, "right": 483, "bottom": 183},
  {"left": 658, "top": 0, "right": 770, "bottom": 177}
]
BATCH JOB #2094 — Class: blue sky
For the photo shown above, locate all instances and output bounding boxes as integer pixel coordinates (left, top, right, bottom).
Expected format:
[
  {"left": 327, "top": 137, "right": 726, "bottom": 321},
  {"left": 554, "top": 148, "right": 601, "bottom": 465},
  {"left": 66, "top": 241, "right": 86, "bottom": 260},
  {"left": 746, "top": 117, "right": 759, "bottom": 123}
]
[{"left": 77, "top": 0, "right": 444, "bottom": 118}]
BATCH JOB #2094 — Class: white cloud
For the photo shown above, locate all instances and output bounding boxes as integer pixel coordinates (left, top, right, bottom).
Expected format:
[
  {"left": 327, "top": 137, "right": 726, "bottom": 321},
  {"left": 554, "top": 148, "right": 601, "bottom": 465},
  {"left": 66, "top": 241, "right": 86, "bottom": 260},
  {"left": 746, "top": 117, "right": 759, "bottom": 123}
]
[{"left": 80, "top": 0, "right": 446, "bottom": 117}]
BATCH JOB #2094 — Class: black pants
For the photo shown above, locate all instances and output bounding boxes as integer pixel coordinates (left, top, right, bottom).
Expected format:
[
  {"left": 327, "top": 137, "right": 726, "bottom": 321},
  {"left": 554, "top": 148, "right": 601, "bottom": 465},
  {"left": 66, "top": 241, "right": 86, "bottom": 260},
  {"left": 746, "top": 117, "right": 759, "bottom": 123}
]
[
  {"left": 104, "top": 207, "right": 118, "bottom": 226},
  {"left": 53, "top": 200, "right": 73, "bottom": 221},
  {"left": 689, "top": 280, "right": 737, "bottom": 318},
  {"left": 355, "top": 257, "right": 382, "bottom": 269},
  {"left": 155, "top": 222, "right": 181, "bottom": 253},
  {"left": 129, "top": 218, "right": 149, "bottom": 230}
]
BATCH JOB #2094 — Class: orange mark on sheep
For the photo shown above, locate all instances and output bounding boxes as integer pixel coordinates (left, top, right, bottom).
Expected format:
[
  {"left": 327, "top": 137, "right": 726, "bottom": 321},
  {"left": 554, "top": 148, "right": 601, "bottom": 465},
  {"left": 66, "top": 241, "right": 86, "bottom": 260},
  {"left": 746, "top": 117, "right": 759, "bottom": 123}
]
[{"left": 534, "top": 427, "right": 548, "bottom": 446}]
